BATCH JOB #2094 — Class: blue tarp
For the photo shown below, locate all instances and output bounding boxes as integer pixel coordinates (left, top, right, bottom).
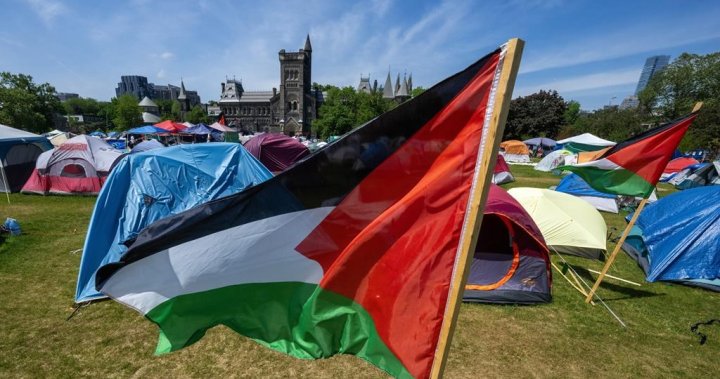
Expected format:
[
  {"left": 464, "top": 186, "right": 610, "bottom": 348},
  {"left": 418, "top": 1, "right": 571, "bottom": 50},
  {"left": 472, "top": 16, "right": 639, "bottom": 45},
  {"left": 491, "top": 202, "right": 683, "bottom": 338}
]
[
  {"left": 623, "top": 186, "right": 720, "bottom": 288},
  {"left": 127, "top": 125, "right": 166, "bottom": 134},
  {"left": 555, "top": 173, "right": 615, "bottom": 198},
  {"left": 75, "top": 143, "right": 273, "bottom": 302}
]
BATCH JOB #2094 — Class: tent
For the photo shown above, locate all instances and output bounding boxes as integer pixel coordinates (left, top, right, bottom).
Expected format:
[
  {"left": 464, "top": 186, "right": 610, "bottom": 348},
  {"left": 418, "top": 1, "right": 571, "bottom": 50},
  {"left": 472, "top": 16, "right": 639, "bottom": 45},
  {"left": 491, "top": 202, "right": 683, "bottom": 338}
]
[
  {"left": 492, "top": 154, "right": 514, "bottom": 184},
  {"left": 675, "top": 161, "right": 720, "bottom": 190},
  {"left": 464, "top": 185, "right": 552, "bottom": 304},
  {"left": 622, "top": 186, "right": 720, "bottom": 291},
  {"left": 244, "top": 133, "right": 311, "bottom": 172},
  {"left": 556, "top": 133, "right": 615, "bottom": 153},
  {"left": 508, "top": 187, "right": 607, "bottom": 260},
  {"left": 0, "top": 124, "right": 53, "bottom": 193},
  {"left": 660, "top": 157, "right": 699, "bottom": 181},
  {"left": 668, "top": 162, "right": 706, "bottom": 186},
  {"left": 21, "top": 135, "right": 123, "bottom": 195},
  {"left": 499, "top": 140, "right": 531, "bottom": 163},
  {"left": 48, "top": 132, "right": 71, "bottom": 147},
  {"left": 535, "top": 149, "right": 573, "bottom": 172},
  {"left": 523, "top": 137, "right": 556, "bottom": 150},
  {"left": 555, "top": 173, "right": 619, "bottom": 213},
  {"left": 154, "top": 120, "right": 187, "bottom": 133},
  {"left": 577, "top": 148, "right": 610, "bottom": 163},
  {"left": 75, "top": 143, "right": 273, "bottom": 302},
  {"left": 130, "top": 139, "right": 164, "bottom": 153}
]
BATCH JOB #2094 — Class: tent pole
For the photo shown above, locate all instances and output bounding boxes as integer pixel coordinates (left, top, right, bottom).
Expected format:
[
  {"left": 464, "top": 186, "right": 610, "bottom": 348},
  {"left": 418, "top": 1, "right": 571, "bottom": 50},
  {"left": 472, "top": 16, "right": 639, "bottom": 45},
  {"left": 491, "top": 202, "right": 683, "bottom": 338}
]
[
  {"left": 0, "top": 160, "right": 11, "bottom": 204},
  {"left": 430, "top": 38, "right": 524, "bottom": 379},
  {"left": 550, "top": 261, "right": 595, "bottom": 305},
  {"left": 585, "top": 197, "right": 650, "bottom": 303}
]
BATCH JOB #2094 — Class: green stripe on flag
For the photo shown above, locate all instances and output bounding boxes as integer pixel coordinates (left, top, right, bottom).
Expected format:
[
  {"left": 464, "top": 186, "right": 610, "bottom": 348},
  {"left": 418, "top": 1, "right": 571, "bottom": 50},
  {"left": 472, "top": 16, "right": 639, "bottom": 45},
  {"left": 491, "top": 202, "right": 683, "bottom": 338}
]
[
  {"left": 559, "top": 165, "right": 654, "bottom": 197},
  {"left": 145, "top": 281, "right": 412, "bottom": 379}
]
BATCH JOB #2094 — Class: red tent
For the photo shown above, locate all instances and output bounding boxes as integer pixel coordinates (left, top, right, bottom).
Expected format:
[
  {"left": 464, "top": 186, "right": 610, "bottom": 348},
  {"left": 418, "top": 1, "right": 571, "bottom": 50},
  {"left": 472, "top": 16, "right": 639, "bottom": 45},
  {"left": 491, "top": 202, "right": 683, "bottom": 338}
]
[
  {"left": 154, "top": 120, "right": 187, "bottom": 133},
  {"left": 493, "top": 154, "right": 514, "bottom": 184},
  {"left": 244, "top": 133, "right": 310, "bottom": 173},
  {"left": 464, "top": 184, "right": 552, "bottom": 304},
  {"left": 663, "top": 157, "right": 699, "bottom": 174}
]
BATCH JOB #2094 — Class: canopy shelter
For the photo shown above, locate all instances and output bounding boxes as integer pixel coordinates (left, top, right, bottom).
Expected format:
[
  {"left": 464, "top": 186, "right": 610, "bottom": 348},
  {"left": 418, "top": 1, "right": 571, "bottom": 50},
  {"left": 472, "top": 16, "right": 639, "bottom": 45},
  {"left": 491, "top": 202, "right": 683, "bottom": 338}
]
[
  {"left": 75, "top": 143, "right": 273, "bottom": 302},
  {"left": 660, "top": 157, "right": 699, "bottom": 181},
  {"left": 523, "top": 137, "right": 556, "bottom": 150},
  {"left": 0, "top": 124, "right": 53, "bottom": 193},
  {"left": 492, "top": 154, "right": 514, "bottom": 185},
  {"left": 675, "top": 161, "right": 720, "bottom": 190},
  {"left": 556, "top": 133, "right": 615, "bottom": 153},
  {"left": 623, "top": 186, "right": 720, "bottom": 291},
  {"left": 508, "top": 187, "right": 607, "bottom": 260},
  {"left": 499, "top": 140, "right": 531, "bottom": 163},
  {"left": 208, "top": 122, "right": 240, "bottom": 143},
  {"left": 464, "top": 185, "right": 552, "bottom": 304},
  {"left": 127, "top": 125, "right": 167, "bottom": 135},
  {"left": 244, "top": 133, "right": 311, "bottom": 173},
  {"left": 535, "top": 149, "right": 573, "bottom": 172},
  {"left": 21, "top": 135, "right": 123, "bottom": 195},
  {"left": 154, "top": 120, "right": 187, "bottom": 133}
]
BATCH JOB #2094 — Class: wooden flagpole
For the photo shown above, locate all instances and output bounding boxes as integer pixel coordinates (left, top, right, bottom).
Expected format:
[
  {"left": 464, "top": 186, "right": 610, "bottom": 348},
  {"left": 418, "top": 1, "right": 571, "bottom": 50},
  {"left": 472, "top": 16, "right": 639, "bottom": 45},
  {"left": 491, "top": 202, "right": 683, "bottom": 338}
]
[
  {"left": 584, "top": 101, "right": 704, "bottom": 303},
  {"left": 430, "top": 38, "right": 524, "bottom": 379},
  {"left": 584, "top": 197, "right": 648, "bottom": 303}
]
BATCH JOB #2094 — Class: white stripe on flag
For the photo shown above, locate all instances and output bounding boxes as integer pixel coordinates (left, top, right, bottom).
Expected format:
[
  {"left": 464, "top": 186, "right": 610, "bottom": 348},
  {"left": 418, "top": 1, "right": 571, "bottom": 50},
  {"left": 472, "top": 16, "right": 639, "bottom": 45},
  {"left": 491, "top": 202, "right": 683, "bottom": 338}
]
[
  {"left": 101, "top": 207, "right": 334, "bottom": 314},
  {"left": 570, "top": 158, "right": 620, "bottom": 170}
]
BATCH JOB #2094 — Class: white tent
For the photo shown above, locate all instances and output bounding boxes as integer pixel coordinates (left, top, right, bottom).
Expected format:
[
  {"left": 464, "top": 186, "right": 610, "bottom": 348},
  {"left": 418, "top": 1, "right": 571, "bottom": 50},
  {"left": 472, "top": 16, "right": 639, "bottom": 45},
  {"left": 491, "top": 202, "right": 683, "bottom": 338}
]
[
  {"left": 534, "top": 149, "right": 573, "bottom": 172},
  {"left": 556, "top": 133, "right": 615, "bottom": 146},
  {"left": 508, "top": 187, "right": 607, "bottom": 260}
]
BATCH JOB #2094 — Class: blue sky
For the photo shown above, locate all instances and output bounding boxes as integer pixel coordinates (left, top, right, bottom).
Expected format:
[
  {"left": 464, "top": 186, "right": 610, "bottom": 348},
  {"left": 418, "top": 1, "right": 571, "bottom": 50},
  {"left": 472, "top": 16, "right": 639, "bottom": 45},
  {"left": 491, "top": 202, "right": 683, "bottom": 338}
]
[{"left": 1, "top": 0, "right": 718, "bottom": 110}]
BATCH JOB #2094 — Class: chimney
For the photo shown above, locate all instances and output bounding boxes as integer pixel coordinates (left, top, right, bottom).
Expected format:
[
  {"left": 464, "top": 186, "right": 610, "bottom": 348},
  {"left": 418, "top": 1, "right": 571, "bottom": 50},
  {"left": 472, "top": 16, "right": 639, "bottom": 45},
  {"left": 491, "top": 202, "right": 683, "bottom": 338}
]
[
  {"left": 221, "top": 82, "right": 226, "bottom": 93},
  {"left": 273, "top": 87, "right": 277, "bottom": 96}
]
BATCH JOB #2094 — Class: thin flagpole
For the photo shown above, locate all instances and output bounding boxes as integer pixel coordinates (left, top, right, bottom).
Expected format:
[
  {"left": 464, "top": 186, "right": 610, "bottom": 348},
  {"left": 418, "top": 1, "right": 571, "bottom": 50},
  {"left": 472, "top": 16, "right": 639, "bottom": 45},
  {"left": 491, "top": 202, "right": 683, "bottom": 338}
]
[
  {"left": 430, "top": 38, "right": 524, "bottom": 379},
  {"left": 585, "top": 197, "right": 649, "bottom": 303}
]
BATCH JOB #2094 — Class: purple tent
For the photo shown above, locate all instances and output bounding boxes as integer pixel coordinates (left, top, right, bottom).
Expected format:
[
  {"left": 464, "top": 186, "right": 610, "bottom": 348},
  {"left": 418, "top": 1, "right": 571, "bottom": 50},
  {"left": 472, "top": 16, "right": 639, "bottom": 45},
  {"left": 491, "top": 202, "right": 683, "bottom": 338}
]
[{"left": 243, "top": 133, "right": 310, "bottom": 173}]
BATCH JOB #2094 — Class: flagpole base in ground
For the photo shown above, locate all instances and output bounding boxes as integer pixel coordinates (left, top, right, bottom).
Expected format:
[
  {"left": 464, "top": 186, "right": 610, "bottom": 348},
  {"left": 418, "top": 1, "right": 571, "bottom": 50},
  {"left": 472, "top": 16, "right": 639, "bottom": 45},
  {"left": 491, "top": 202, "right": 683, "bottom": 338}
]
[{"left": 585, "top": 197, "right": 649, "bottom": 303}]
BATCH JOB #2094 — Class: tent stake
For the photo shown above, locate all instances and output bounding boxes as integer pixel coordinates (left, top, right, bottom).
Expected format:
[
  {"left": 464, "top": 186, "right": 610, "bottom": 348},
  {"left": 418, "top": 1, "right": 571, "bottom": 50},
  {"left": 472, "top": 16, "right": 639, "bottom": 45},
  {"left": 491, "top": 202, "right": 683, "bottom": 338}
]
[{"left": 585, "top": 197, "right": 649, "bottom": 303}]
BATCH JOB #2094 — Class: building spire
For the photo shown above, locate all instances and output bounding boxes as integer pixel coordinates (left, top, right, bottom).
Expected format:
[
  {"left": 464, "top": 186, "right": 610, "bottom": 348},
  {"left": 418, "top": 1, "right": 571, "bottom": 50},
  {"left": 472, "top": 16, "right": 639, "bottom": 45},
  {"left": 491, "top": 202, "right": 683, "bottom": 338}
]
[
  {"left": 304, "top": 34, "right": 312, "bottom": 51},
  {"left": 383, "top": 71, "right": 394, "bottom": 99},
  {"left": 177, "top": 79, "right": 187, "bottom": 100}
]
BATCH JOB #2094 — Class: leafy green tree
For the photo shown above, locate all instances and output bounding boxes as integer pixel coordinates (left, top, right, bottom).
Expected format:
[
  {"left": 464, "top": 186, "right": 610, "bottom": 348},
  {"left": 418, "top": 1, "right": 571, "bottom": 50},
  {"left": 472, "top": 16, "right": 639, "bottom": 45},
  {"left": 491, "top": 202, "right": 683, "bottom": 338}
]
[
  {"left": 170, "top": 101, "right": 182, "bottom": 121},
  {"left": 504, "top": 90, "right": 567, "bottom": 140},
  {"left": 62, "top": 97, "right": 100, "bottom": 116},
  {"left": 186, "top": 105, "right": 209, "bottom": 124},
  {"left": 411, "top": 86, "right": 425, "bottom": 98},
  {"left": 640, "top": 52, "right": 720, "bottom": 153},
  {"left": 112, "top": 94, "right": 142, "bottom": 130},
  {"left": 0, "top": 72, "right": 61, "bottom": 133},
  {"left": 155, "top": 99, "right": 175, "bottom": 120},
  {"left": 313, "top": 86, "right": 396, "bottom": 139}
]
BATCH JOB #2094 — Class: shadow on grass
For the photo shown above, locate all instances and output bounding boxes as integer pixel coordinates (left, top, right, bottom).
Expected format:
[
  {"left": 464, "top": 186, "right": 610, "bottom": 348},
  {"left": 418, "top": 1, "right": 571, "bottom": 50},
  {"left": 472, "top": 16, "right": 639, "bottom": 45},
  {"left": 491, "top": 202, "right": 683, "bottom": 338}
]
[{"left": 568, "top": 265, "right": 663, "bottom": 302}]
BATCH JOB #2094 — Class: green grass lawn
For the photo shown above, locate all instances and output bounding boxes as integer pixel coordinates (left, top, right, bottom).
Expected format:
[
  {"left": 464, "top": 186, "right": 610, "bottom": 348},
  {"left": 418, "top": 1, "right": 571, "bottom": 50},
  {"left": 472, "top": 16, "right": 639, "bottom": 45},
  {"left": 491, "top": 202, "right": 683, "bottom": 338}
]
[{"left": 1, "top": 167, "right": 718, "bottom": 378}]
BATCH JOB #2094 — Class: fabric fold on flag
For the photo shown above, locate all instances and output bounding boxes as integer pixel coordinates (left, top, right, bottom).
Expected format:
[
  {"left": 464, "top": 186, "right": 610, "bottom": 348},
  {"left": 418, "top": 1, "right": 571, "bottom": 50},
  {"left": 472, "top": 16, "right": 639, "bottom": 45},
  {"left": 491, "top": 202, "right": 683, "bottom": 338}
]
[
  {"left": 558, "top": 112, "right": 698, "bottom": 197},
  {"left": 96, "top": 44, "right": 510, "bottom": 379}
]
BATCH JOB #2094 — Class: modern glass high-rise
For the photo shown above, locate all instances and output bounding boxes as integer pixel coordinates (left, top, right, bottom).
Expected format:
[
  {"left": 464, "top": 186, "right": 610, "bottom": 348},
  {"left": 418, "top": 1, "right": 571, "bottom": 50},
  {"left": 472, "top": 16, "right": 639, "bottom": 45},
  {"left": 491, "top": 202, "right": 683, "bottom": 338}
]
[{"left": 635, "top": 55, "right": 670, "bottom": 95}]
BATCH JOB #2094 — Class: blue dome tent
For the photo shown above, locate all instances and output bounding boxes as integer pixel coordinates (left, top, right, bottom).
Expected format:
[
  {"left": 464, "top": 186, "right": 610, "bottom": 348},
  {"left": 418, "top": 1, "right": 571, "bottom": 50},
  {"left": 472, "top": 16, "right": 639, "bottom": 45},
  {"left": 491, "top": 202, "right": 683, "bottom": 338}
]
[
  {"left": 75, "top": 143, "right": 273, "bottom": 302},
  {"left": 623, "top": 186, "right": 720, "bottom": 291}
]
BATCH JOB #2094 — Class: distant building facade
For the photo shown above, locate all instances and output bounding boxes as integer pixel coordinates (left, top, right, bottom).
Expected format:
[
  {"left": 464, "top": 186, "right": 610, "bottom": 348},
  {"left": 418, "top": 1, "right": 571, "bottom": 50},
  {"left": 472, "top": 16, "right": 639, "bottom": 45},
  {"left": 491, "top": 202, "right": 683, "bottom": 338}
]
[
  {"left": 379, "top": 71, "right": 412, "bottom": 103},
  {"left": 218, "top": 35, "right": 319, "bottom": 136},
  {"left": 619, "top": 95, "right": 640, "bottom": 110},
  {"left": 635, "top": 55, "right": 670, "bottom": 95},
  {"left": 115, "top": 76, "right": 201, "bottom": 107},
  {"left": 56, "top": 92, "right": 80, "bottom": 101}
]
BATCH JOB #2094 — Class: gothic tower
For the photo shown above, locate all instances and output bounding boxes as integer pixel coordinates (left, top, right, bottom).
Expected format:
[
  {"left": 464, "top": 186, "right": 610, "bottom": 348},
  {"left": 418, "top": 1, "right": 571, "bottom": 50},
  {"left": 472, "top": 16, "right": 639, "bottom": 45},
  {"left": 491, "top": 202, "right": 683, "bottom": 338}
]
[
  {"left": 278, "top": 34, "right": 313, "bottom": 135},
  {"left": 177, "top": 79, "right": 190, "bottom": 120}
]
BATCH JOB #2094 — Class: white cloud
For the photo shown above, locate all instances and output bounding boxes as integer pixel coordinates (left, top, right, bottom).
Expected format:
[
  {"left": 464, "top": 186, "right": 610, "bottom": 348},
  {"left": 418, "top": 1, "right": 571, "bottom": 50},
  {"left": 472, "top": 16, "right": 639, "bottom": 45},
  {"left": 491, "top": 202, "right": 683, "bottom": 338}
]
[
  {"left": 160, "top": 52, "right": 174, "bottom": 60},
  {"left": 24, "top": 0, "right": 68, "bottom": 25},
  {"left": 516, "top": 68, "right": 641, "bottom": 96}
]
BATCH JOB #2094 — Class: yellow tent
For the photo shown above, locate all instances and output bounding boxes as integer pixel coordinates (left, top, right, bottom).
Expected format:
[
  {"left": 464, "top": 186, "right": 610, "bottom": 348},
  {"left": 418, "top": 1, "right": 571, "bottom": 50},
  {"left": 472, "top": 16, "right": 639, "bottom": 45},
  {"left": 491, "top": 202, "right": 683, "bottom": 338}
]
[{"left": 508, "top": 187, "right": 607, "bottom": 260}]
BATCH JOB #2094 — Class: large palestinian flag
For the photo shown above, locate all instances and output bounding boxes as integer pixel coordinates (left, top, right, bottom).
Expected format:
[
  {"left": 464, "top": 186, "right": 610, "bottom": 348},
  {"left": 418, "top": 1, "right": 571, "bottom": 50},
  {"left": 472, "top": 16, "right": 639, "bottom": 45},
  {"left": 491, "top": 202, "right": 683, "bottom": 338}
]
[
  {"left": 559, "top": 112, "right": 698, "bottom": 197},
  {"left": 96, "top": 42, "right": 516, "bottom": 379}
]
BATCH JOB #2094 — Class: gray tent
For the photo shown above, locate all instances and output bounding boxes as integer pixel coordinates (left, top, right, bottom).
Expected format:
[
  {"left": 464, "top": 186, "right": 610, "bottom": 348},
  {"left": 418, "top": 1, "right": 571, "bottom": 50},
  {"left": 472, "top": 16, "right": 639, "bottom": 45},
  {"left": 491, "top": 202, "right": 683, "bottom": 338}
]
[{"left": 675, "top": 161, "right": 720, "bottom": 190}]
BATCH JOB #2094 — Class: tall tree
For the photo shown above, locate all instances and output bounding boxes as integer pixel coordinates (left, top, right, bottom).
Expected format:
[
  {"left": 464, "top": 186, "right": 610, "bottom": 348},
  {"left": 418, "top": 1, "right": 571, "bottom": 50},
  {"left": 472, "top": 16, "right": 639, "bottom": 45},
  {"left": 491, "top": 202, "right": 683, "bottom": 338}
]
[
  {"left": 0, "top": 72, "right": 61, "bottom": 133},
  {"left": 640, "top": 52, "right": 720, "bottom": 152},
  {"left": 504, "top": 90, "right": 567, "bottom": 140},
  {"left": 186, "top": 105, "right": 209, "bottom": 124},
  {"left": 313, "top": 86, "right": 395, "bottom": 139},
  {"left": 112, "top": 94, "right": 142, "bottom": 130}
]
